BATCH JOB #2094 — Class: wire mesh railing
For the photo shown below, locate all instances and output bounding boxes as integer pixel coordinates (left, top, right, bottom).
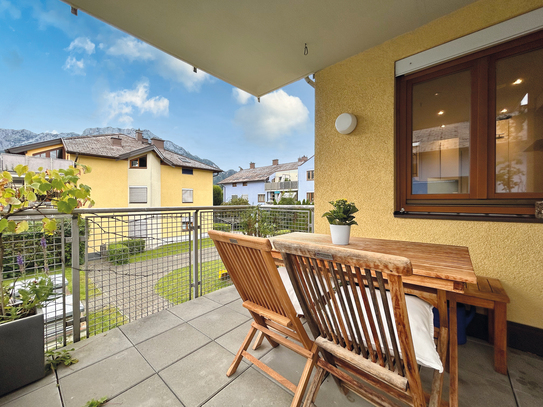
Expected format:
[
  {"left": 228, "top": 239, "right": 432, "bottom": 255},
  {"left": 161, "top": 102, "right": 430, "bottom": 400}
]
[{"left": 0, "top": 205, "right": 313, "bottom": 349}]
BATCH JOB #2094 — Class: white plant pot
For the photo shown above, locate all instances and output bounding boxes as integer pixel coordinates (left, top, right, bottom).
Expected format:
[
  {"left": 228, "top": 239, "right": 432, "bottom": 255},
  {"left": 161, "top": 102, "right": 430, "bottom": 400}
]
[{"left": 329, "top": 224, "right": 351, "bottom": 245}]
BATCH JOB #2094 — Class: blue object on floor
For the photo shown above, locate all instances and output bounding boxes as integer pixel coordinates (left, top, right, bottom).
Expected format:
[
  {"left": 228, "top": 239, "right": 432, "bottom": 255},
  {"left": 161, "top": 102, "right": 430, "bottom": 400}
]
[{"left": 433, "top": 303, "right": 476, "bottom": 345}]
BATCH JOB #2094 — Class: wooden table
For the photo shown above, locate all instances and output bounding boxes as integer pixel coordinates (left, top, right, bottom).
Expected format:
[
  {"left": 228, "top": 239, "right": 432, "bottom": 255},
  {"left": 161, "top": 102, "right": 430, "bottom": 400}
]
[{"left": 271, "top": 232, "right": 477, "bottom": 407}]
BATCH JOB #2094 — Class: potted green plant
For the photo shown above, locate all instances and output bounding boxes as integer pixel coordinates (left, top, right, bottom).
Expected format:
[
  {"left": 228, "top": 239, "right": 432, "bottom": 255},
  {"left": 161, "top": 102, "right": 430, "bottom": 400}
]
[
  {"left": 0, "top": 164, "right": 93, "bottom": 396},
  {"left": 322, "top": 199, "right": 358, "bottom": 245}
]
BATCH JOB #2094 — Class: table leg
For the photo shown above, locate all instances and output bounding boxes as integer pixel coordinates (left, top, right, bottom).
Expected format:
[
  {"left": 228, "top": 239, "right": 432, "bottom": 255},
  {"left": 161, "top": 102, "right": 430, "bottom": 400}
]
[{"left": 449, "top": 297, "right": 458, "bottom": 407}]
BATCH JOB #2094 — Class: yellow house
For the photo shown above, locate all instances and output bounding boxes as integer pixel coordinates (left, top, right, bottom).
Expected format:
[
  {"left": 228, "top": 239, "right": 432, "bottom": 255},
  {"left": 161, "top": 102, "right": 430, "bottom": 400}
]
[{"left": 5, "top": 130, "right": 220, "bottom": 209}]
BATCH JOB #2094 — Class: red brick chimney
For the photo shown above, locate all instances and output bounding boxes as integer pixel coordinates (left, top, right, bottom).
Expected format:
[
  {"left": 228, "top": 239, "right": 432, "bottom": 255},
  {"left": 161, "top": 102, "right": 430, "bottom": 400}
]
[
  {"left": 151, "top": 138, "right": 165, "bottom": 149},
  {"left": 111, "top": 136, "right": 122, "bottom": 147},
  {"left": 135, "top": 129, "right": 144, "bottom": 142},
  {"left": 298, "top": 155, "right": 308, "bottom": 163},
  {"left": 250, "top": 162, "right": 255, "bottom": 169},
  {"left": 272, "top": 159, "right": 279, "bottom": 165}
]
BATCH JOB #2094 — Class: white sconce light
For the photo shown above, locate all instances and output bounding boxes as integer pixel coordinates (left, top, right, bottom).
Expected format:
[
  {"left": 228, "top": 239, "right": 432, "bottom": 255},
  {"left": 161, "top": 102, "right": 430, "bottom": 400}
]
[{"left": 335, "top": 113, "right": 357, "bottom": 134}]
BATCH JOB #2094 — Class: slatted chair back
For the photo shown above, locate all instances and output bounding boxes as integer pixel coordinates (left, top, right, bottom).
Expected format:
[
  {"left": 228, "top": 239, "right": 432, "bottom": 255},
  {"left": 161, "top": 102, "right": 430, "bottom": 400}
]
[
  {"left": 208, "top": 230, "right": 317, "bottom": 407},
  {"left": 275, "top": 239, "right": 448, "bottom": 407}
]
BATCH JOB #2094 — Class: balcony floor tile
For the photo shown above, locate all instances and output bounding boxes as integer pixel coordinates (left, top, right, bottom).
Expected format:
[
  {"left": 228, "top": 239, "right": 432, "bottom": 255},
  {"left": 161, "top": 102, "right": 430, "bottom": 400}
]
[
  {"left": 0, "top": 382, "right": 61, "bottom": 407},
  {"left": 120, "top": 309, "right": 184, "bottom": 345},
  {"left": 108, "top": 375, "right": 183, "bottom": 406},
  {"left": 188, "top": 305, "right": 250, "bottom": 339},
  {"left": 169, "top": 296, "right": 222, "bottom": 321}
]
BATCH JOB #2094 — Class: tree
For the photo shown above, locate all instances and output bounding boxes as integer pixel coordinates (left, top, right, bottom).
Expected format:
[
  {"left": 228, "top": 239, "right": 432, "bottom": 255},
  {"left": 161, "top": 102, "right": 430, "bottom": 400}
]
[{"left": 213, "top": 185, "right": 223, "bottom": 206}]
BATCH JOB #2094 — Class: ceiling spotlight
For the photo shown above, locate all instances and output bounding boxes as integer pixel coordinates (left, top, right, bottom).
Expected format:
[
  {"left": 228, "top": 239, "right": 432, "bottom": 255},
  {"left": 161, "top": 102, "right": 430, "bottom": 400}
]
[
  {"left": 441, "top": 125, "right": 445, "bottom": 128},
  {"left": 435, "top": 92, "right": 440, "bottom": 96},
  {"left": 500, "top": 108, "right": 508, "bottom": 113},
  {"left": 438, "top": 110, "right": 444, "bottom": 115},
  {"left": 513, "top": 79, "right": 523, "bottom": 85}
]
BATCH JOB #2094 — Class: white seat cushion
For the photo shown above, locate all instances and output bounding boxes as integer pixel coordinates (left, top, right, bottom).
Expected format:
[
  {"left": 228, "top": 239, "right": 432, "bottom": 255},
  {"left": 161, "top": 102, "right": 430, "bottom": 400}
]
[{"left": 331, "top": 285, "right": 443, "bottom": 372}]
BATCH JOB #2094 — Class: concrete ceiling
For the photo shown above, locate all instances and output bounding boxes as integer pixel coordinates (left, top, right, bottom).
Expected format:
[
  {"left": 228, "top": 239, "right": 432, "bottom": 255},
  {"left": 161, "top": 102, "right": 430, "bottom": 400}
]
[{"left": 62, "top": 0, "right": 477, "bottom": 97}]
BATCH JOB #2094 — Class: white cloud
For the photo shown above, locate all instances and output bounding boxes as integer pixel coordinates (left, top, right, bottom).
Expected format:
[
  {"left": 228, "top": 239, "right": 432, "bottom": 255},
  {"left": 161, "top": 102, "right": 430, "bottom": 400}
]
[
  {"left": 106, "top": 36, "right": 211, "bottom": 91},
  {"left": 0, "top": 0, "right": 20, "bottom": 19},
  {"left": 102, "top": 79, "right": 169, "bottom": 126},
  {"left": 233, "top": 88, "right": 252, "bottom": 105},
  {"left": 63, "top": 56, "right": 85, "bottom": 75},
  {"left": 66, "top": 37, "right": 95, "bottom": 55},
  {"left": 234, "top": 90, "right": 309, "bottom": 142}
]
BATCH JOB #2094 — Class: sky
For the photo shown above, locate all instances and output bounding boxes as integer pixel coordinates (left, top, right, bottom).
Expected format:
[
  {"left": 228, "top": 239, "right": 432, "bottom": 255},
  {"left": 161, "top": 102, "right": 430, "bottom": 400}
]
[{"left": 0, "top": 0, "right": 315, "bottom": 171}]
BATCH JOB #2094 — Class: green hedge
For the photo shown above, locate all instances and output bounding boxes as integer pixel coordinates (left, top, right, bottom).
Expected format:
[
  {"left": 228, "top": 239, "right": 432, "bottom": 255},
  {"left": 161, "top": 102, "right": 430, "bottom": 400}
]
[
  {"left": 213, "top": 223, "right": 230, "bottom": 232},
  {"left": 120, "top": 239, "right": 145, "bottom": 254},
  {"left": 107, "top": 243, "right": 130, "bottom": 265}
]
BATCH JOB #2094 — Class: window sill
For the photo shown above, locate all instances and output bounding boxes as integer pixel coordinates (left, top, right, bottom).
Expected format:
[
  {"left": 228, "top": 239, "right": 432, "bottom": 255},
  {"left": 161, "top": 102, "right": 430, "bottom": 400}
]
[{"left": 393, "top": 211, "right": 543, "bottom": 223}]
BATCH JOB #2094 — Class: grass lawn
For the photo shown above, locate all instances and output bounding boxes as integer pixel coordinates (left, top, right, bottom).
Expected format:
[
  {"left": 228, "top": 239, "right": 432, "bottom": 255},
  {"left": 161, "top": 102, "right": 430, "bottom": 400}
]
[
  {"left": 88, "top": 306, "right": 128, "bottom": 336},
  {"left": 154, "top": 259, "right": 230, "bottom": 305},
  {"left": 128, "top": 238, "right": 215, "bottom": 263}
]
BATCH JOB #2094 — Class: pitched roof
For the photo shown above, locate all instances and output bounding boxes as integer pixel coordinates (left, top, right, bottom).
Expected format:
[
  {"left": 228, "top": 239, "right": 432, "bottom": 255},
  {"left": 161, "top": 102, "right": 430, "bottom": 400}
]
[
  {"left": 8, "top": 134, "right": 220, "bottom": 172},
  {"left": 218, "top": 161, "right": 301, "bottom": 184}
]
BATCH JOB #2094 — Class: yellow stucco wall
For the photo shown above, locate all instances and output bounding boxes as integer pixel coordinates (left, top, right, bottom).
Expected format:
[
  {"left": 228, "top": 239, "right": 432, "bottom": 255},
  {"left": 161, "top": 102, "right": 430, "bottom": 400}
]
[
  {"left": 127, "top": 153, "right": 162, "bottom": 207},
  {"left": 315, "top": 0, "right": 543, "bottom": 328},
  {"left": 160, "top": 166, "right": 213, "bottom": 207},
  {"left": 73, "top": 156, "right": 129, "bottom": 208},
  {"left": 24, "top": 143, "right": 64, "bottom": 156}
]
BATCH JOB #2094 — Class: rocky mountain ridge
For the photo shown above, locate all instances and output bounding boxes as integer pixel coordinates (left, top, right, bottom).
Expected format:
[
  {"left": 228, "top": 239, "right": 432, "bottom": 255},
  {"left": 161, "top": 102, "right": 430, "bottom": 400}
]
[{"left": 0, "top": 127, "right": 220, "bottom": 169}]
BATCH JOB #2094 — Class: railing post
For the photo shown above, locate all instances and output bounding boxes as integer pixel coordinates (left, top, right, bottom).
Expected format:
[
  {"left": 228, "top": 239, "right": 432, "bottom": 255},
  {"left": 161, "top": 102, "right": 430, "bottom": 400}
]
[
  {"left": 71, "top": 215, "right": 81, "bottom": 342},
  {"left": 192, "top": 210, "right": 199, "bottom": 299}
]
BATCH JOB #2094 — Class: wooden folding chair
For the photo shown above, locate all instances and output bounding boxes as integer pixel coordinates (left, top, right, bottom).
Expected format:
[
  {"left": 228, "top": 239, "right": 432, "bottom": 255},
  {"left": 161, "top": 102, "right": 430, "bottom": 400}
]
[
  {"left": 208, "top": 230, "right": 318, "bottom": 407},
  {"left": 275, "top": 239, "right": 449, "bottom": 407}
]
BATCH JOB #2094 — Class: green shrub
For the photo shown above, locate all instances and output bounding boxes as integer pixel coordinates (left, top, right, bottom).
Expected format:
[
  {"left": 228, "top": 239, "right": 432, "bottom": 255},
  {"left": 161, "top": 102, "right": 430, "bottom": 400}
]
[
  {"left": 107, "top": 243, "right": 129, "bottom": 265},
  {"left": 120, "top": 239, "right": 145, "bottom": 254},
  {"left": 274, "top": 229, "right": 291, "bottom": 236},
  {"left": 213, "top": 223, "right": 230, "bottom": 232}
]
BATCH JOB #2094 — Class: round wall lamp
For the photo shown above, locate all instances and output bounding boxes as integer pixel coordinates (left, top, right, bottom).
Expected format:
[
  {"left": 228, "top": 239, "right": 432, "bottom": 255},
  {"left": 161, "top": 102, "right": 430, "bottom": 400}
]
[{"left": 335, "top": 113, "right": 357, "bottom": 134}]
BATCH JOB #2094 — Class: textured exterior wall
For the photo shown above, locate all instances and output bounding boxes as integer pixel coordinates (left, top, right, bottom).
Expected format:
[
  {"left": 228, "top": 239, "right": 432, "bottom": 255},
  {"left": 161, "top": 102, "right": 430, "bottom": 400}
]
[
  {"left": 160, "top": 166, "right": 213, "bottom": 206},
  {"left": 74, "top": 156, "right": 129, "bottom": 208},
  {"left": 315, "top": 0, "right": 543, "bottom": 328},
  {"left": 298, "top": 156, "right": 315, "bottom": 201},
  {"left": 223, "top": 181, "right": 266, "bottom": 205}
]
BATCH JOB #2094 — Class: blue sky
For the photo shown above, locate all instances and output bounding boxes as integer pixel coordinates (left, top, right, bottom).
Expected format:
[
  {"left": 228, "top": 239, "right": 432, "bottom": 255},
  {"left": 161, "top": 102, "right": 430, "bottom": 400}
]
[{"left": 0, "top": 0, "right": 315, "bottom": 171}]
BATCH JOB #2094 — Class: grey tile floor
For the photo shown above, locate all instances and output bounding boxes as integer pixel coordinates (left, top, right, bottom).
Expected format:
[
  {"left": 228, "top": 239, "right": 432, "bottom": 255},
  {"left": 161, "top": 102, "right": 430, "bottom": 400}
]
[{"left": 1, "top": 285, "right": 542, "bottom": 407}]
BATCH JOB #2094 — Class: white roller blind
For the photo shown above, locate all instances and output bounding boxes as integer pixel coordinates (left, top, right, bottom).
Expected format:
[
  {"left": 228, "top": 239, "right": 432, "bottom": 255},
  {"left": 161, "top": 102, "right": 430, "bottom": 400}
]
[
  {"left": 129, "top": 186, "right": 147, "bottom": 204},
  {"left": 182, "top": 189, "right": 193, "bottom": 203}
]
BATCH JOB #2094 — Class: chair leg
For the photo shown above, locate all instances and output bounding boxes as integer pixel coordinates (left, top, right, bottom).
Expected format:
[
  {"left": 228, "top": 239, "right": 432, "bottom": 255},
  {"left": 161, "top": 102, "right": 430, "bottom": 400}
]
[
  {"left": 302, "top": 367, "right": 326, "bottom": 407},
  {"left": 227, "top": 325, "right": 257, "bottom": 377},
  {"left": 488, "top": 308, "right": 495, "bottom": 345},
  {"left": 252, "top": 331, "right": 265, "bottom": 350},
  {"left": 292, "top": 353, "right": 317, "bottom": 407}
]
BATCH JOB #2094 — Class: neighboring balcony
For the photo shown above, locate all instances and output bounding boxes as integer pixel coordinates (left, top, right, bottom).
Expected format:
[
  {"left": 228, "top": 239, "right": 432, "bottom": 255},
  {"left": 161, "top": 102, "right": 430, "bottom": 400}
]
[
  {"left": 264, "top": 181, "right": 298, "bottom": 191},
  {"left": 0, "top": 153, "right": 74, "bottom": 172}
]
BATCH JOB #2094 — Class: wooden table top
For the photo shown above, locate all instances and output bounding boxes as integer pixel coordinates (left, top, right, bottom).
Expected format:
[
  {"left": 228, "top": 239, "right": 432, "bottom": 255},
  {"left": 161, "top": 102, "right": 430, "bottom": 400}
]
[{"left": 271, "top": 232, "right": 477, "bottom": 293}]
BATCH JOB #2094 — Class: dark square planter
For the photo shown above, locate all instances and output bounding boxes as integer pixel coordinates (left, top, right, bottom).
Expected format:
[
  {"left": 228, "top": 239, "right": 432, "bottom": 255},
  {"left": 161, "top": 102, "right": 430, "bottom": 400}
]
[{"left": 0, "top": 310, "right": 45, "bottom": 397}]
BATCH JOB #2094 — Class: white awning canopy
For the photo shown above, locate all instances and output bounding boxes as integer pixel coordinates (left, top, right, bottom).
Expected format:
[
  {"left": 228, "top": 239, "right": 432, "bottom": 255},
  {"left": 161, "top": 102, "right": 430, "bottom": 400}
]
[{"left": 62, "top": 0, "right": 477, "bottom": 97}]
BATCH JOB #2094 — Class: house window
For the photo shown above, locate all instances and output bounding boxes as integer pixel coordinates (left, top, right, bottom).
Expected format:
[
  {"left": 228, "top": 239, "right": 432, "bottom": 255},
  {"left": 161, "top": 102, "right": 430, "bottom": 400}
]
[
  {"left": 130, "top": 156, "right": 147, "bottom": 168},
  {"left": 307, "top": 170, "right": 314, "bottom": 181},
  {"left": 129, "top": 186, "right": 147, "bottom": 204},
  {"left": 241, "top": 194, "right": 248, "bottom": 200},
  {"left": 243, "top": 182, "right": 247, "bottom": 186},
  {"left": 306, "top": 192, "right": 314, "bottom": 203},
  {"left": 182, "top": 168, "right": 193, "bottom": 175},
  {"left": 258, "top": 194, "right": 265, "bottom": 202},
  {"left": 33, "top": 148, "right": 64, "bottom": 159},
  {"left": 182, "top": 189, "right": 193, "bottom": 203},
  {"left": 396, "top": 30, "right": 543, "bottom": 218},
  {"left": 232, "top": 183, "right": 237, "bottom": 187},
  {"left": 232, "top": 194, "right": 238, "bottom": 200}
]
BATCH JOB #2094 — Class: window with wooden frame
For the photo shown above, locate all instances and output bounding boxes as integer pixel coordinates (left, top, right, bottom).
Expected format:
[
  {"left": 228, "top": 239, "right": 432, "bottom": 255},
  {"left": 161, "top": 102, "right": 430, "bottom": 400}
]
[
  {"left": 306, "top": 170, "right": 314, "bottom": 181},
  {"left": 396, "top": 30, "right": 543, "bottom": 220},
  {"left": 232, "top": 183, "right": 237, "bottom": 187},
  {"left": 306, "top": 192, "right": 314, "bottom": 203},
  {"left": 32, "top": 148, "right": 64, "bottom": 159},
  {"left": 258, "top": 194, "right": 265, "bottom": 203},
  {"left": 130, "top": 156, "right": 147, "bottom": 168},
  {"left": 243, "top": 182, "right": 247, "bottom": 186}
]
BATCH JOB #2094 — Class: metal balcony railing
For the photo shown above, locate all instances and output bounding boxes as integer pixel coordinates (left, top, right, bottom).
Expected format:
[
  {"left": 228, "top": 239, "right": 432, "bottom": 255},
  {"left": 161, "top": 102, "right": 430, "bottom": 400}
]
[
  {"left": 264, "top": 181, "right": 298, "bottom": 191},
  {"left": 1, "top": 205, "right": 313, "bottom": 350}
]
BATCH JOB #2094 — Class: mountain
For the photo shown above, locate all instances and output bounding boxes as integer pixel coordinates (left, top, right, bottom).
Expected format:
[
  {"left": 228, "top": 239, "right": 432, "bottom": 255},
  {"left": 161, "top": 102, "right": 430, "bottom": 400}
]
[
  {"left": 0, "top": 127, "right": 220, "bottom": 169},
  {"left": 213, "top": 169, "right": 237, "bottom": 185}
]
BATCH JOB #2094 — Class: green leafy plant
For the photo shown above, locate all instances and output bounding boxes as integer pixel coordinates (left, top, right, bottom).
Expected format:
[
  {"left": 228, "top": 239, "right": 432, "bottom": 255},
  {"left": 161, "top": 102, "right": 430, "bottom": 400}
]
[
  {"left": 213, "top": 222, "right": 230, "bottom": 232},
  {"left": 221, "top": 196, "right": 249, "bottom": 205},
  {"left": 45, "top": 348, "right": 79, "bottom": 372},
  {"left": 213, "top": 185, "right": 223, "bottom": 206},
  {"left": 83, "top": 397, "right": 108, "bottom": 407},
  {"left": 241, "top": 207, "right": 276, "bottom": 237},
  {"left": 0, "top": 164, "right": 94, "bottom": 323},
  {"left": 322, "top": 199, "right": 358, "bottom": 226},
  {"left": 120, "top": 239, "right": 145, "bottom": 254}
]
